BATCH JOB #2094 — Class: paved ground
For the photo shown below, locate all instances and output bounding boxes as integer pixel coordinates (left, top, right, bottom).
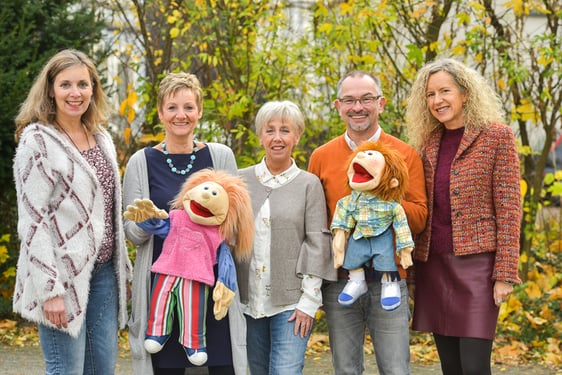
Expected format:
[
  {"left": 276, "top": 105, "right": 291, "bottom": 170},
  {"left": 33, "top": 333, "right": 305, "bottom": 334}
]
[{"left": 0, "top": 343, "right": 559, "bottom": 374}]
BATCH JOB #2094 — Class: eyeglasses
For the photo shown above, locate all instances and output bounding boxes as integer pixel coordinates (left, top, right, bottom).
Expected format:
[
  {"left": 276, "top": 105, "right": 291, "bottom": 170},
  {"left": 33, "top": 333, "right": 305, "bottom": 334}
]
[{"left": 338, "top": 95, "right": 382, "bottom": 107}]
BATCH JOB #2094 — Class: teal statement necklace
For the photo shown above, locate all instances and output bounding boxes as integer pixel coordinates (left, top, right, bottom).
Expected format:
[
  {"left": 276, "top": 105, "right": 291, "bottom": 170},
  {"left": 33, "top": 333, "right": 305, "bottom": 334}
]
[{"left": 161, "top": 141, "right": 198, "bottom": 175}]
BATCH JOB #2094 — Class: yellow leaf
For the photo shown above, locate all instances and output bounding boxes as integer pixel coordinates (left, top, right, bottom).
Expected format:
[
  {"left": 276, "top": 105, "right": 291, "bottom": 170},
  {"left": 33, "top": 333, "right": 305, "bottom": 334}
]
[
  {"left": 547, "top": 338, "right": 561, "bottom": 354},
  {"left": 524, "top": 281, "right": 542, "bottom": 299},
  {"left": 515, "top": 100, "right": 538, "bottom": 123},
  {"left": 524, "top": 311, "right": 547, "bottom": 327},
  {"left": 538, "top": 54, "right": 553, "bottom": 67},
  {"left": 0, "top": 319, "right": 17, "bottom": 330},
  {"left": 411, "top": 6, "right": 428, "bottom": 19},
  {"left": 139, "top": 134, "right": 164, "bottom": 144},
  {"left": 0, "top": 245, "right": 8, "bottom": 263},
  {"left": 170, "top": 27, "right": 180, "bottom": 39},
  {"left": 2, "top": 266, "right": 15, "bottom": 278},
  {"left": 496, "top": 340, "right": 527, "bottom": 358},
  {"left": 340, "top": 3, "right": 352, "bottom": 15},
  {"left": 127, "top": 109, "right": 135, "bottom": 124},
  {"left": 318, "top": 23, "right": 333, "bottom": 34},
  {"left": 547, "top": 286, "right": 562, "bottom": 301},
  {"left": 123, "top": 128, "right": 131, "bottom": 145},
  {"left": 452, "top": 45, "right": 466, "bottom": 55},
  {"left": 539, "top": 304, "right": 553, "bottom": 320},
  {"left": 544, "top": 351, "right": 562, "bottom": 365},
  {"left": 119, "top": 99, "right": 128, "bottom": 117}
]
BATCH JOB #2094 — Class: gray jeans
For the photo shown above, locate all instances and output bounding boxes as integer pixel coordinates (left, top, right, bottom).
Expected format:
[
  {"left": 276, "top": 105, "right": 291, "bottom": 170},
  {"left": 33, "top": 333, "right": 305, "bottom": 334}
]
[{"left": 322, "top": 278, "right": 411, "bottom": 375}]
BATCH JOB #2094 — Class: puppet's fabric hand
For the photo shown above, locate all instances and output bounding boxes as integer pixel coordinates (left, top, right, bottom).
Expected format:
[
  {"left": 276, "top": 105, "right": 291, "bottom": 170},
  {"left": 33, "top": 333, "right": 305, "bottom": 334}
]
[
  {"left": 213, "top": 282, "right": 235, "bottom": 320},
  {"left": 399, "top": 247, "right": 414, "bottom": 269},
  {"left": 123, "top": 198, "right": 169, "bottom": 222},
  {"left": 137, "top": 218, "right": 170, "bottom": 239},
  {"left": 333, "top": 229, "right": 347, "bottom": 269},
  {"left": 213, "top": 242, "right": 237, "bottom": 320}
]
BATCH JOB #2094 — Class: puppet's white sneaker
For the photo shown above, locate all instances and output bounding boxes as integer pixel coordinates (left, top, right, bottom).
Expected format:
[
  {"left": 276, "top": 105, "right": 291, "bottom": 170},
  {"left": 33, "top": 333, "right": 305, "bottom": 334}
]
[
  {"left": 185, "top": 347, "right": 208, "bottom": 366},
  {"left": 144, "top": 335, "right": 170, "bottom": 353},
  {"left": 381, "top": 279, "right": 401, "bottom": 311},
  {"left": 338, "top": 280, "right": 368, "bottom": 306}
]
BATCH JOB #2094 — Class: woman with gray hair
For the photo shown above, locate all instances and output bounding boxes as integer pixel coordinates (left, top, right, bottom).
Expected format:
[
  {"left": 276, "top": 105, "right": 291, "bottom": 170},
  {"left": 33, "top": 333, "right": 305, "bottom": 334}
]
[
  {"left": 406, "top": 58, "right": 521, "bottom": 375},
  {"left": 237, "top": 100, "right": 336, "bottom": 374}
]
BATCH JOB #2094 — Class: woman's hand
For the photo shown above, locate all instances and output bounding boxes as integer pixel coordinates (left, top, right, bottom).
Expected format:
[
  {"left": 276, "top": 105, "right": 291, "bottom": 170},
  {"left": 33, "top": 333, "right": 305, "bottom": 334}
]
[
  {"left": 43, "top": 296, "right": 68, "bottom": 329},
  {"left": 288, "top": 309, "right": 314, "bottom": 338},
  {"left": 493, "top": 280, "right": 514, "bottom": 307}
]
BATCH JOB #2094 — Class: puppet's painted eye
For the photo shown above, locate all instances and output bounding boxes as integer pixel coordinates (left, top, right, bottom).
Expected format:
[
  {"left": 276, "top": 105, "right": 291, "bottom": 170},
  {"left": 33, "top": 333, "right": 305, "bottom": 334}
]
[{"left": 366, "top": 151, "right": 374, "bottom": 156}]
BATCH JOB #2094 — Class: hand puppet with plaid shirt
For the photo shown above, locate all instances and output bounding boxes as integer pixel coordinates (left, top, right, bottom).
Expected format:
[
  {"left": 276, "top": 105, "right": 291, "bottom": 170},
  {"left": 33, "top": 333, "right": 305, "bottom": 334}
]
[{"left": 331, "top": 141, "right": 414, "bottom": 311}]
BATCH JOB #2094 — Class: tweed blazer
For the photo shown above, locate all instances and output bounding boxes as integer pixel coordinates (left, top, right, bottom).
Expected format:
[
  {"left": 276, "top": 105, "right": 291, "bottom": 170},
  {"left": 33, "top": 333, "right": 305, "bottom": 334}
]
[
  {"left": 414, "top": 123, "right": 521, "bottom": 284},
  {"left": 12, "top": 123, "right": 132, "bottom": 337}
]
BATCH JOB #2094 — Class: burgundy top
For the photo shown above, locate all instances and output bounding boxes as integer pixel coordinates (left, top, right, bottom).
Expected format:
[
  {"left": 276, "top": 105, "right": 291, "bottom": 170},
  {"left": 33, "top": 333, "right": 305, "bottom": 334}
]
[{"left": 429, "top": 127, "right": 464, "bottom": 255}]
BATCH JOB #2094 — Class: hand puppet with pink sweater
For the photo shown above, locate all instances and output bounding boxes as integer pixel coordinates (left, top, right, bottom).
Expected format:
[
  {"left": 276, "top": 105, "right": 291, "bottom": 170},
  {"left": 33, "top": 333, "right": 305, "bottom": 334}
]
[
  {"left": 330, "top": 141, "right": 414, "bottom": 310},
  {"left": 124, "top": 169, "right": 253, "bottom": 366}
]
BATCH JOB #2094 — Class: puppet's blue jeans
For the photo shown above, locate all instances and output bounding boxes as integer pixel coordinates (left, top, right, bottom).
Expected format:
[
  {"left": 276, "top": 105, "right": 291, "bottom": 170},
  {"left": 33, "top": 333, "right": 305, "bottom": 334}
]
[
  {"left": 38, "top": 260, "right": 118, "bottom": 375},
  {"left": 322, "top": 278, "right": 411, "bottom": 375},
  {"left": 245, "top": 309, "right": 310, "bottom": 375},
  {"left": 342, "top": 228, "right": 397, "bottom": 271}
]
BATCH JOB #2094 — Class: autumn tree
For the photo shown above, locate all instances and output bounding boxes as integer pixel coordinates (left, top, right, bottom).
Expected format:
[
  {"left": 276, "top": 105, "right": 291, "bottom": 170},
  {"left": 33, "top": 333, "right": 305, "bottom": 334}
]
[
  {"left": 105, "top": 0, "right": 561, "bottom": 265},
  {"left": 106, "top": 0, "right": 315, "bottom": 166}
]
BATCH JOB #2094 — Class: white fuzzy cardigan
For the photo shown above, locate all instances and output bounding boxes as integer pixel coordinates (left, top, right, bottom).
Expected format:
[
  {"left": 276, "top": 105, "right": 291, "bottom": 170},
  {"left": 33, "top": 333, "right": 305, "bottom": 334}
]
[{"left": 12, "top": 123, "right": 132, "bottom": 337}]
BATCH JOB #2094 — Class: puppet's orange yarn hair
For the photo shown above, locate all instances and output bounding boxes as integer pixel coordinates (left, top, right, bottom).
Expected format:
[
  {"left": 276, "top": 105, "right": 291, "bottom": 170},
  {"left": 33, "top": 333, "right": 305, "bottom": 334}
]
[
  {"left": 171, "top": 168, "right": 254, "bottom": 261},
  {"left": 346, "top": 141, "right": 409, "bottom": 202}
]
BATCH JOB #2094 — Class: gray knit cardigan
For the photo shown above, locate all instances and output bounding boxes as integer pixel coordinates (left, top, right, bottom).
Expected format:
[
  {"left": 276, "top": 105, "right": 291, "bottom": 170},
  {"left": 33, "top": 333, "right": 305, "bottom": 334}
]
[
  {"left": 236, "top": 166, "right": 337, "bottom": 306},
  {"left": 12, "top": 123, "right": 132, "bottom": 337}
]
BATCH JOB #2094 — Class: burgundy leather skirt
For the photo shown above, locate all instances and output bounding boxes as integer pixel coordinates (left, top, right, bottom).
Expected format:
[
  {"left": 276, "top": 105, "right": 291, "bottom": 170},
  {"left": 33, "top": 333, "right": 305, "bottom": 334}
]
[{"left": 412, "top": 251, "right": 499, "bottom": 340}]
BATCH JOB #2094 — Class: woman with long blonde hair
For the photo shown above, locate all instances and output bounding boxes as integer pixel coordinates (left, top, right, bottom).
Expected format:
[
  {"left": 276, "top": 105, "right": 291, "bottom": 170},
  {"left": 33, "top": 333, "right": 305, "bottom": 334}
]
[
  {"left": 406, "top": 58, "right": 521, "bottom": 375},
  {"left": 13, "top": 49, "right": 132, "bottom": 374}
]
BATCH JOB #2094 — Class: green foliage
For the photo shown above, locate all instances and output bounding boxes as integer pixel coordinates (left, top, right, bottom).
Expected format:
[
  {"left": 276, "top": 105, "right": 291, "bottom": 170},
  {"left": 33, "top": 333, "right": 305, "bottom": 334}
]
[
  {"left": 0, "top": 230, "right": 18, "bottom": 317},
  {"left": 495, "top": 209, "right": 562, "bottom": 364}
]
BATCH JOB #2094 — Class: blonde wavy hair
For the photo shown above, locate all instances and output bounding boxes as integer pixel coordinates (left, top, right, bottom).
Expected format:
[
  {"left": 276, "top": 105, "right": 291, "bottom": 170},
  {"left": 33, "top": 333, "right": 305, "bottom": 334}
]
[
  {"left": 406, "top": 58, "right": 504, "bottom": 152},
  {"left": 14, "top": 49, "right": 110, "bottom": 142},
  {"left": 170, "top": 169, "right": 254, "bottom": 261}
]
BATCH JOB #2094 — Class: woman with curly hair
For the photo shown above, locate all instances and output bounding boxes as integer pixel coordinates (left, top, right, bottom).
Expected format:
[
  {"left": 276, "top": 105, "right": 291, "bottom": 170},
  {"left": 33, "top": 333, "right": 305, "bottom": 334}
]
[{"left": 406, "top": 58, "right": 521, "bottom": 375}]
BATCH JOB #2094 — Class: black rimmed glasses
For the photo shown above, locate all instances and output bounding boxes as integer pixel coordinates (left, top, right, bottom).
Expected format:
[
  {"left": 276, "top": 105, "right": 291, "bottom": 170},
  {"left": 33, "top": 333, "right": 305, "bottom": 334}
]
[{"left": 338, "top": 95, "right": 382, "bottom": 107}]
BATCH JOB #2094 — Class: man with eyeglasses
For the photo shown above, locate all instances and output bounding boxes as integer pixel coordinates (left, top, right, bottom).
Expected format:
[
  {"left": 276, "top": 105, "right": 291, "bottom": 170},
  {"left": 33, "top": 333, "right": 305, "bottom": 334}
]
[{"left": 308, "top": 71, "right": 427, "bottom": 375}]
